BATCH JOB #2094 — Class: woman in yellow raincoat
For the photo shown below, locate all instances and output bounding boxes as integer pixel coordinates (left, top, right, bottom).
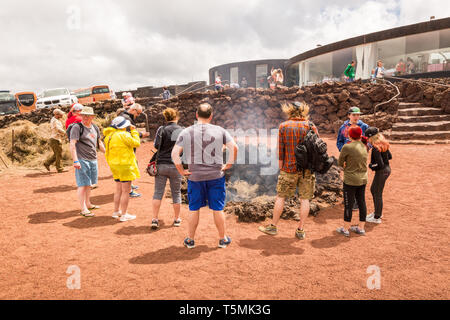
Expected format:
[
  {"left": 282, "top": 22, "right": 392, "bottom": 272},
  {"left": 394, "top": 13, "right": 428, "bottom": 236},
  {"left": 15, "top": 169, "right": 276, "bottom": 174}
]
[{"left": 104, "top": 116, "right": 141, "bottom": 222}]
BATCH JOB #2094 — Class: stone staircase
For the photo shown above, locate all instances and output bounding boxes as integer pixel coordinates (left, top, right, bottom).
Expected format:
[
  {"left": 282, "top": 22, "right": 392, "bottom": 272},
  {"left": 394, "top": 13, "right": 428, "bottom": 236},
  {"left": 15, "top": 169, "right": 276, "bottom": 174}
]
[{"left": 386, "top": 101, "right": 450, "bottom": 144}]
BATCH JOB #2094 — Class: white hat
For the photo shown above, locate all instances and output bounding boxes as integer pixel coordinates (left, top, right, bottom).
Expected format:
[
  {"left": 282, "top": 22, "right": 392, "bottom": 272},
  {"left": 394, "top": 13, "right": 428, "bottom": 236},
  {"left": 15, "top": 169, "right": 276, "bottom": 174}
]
[{"left": 111, "top": 116, "right": 131, "bottom": 129}]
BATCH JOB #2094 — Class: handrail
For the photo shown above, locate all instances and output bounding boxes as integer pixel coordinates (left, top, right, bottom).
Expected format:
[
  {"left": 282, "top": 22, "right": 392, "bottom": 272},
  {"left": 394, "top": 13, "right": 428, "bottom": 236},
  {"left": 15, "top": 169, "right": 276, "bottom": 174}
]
[
  {"left": 174, "top": 82, "right": 205, "bottom": 97},
  {"left": 385, "top": 75, "right": 450, "bottom": 88},
  {"left": 372, "top": 78, "right": 401, "bottom": 126}
]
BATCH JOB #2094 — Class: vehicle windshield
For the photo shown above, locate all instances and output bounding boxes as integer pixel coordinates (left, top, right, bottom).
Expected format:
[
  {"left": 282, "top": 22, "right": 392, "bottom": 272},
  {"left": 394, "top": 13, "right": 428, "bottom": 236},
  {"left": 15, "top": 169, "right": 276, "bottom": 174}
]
[
  {"left": 92, "top": 86, "right": 110, "bottom": 94},
  {"left": 42, "top": 89, "right": 69, "bottom": 98},
  {"left": 0, "top": 92, "right": 15, "bottom": 102},
  {"left": 18, "top": 94, "right": 35, "bottom": 106}
]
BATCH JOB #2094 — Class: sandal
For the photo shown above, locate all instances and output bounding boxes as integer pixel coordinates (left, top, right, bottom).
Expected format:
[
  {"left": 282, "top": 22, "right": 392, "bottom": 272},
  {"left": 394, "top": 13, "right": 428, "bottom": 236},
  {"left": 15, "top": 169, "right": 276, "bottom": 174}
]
[{"left": 80, "top": 211, "right": 95, "bottom": 217}]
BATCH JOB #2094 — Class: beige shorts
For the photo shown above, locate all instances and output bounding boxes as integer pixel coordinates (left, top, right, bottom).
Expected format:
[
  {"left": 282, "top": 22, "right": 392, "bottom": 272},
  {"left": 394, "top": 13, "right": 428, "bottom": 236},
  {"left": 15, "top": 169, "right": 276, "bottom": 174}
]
[{"left": 276, "top": 170, "right": 316, "bottom": 200}]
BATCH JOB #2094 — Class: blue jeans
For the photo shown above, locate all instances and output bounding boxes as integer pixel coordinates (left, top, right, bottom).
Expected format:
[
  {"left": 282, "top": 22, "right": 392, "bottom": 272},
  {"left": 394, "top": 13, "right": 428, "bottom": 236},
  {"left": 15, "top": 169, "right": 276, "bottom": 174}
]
[{"left": 75, "top": 159, "right": 98, "bottom": 187}]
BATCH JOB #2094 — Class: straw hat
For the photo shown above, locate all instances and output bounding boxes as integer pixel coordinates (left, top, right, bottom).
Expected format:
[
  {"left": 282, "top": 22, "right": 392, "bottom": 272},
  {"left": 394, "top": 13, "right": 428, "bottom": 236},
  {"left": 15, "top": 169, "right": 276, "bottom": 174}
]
[{"left": 80, "top": 106, "right": 95, "bottom": 116}]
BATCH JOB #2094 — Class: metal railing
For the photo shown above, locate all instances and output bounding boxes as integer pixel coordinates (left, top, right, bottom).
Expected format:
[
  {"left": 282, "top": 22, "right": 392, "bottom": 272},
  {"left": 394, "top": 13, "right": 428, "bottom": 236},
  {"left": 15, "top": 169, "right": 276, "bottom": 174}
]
[
  {"left": 372, "top": 78, "right": 401, "bottom": 125},
  {"left": 385, "top": 75, "right": 450, "bottom": 88}
]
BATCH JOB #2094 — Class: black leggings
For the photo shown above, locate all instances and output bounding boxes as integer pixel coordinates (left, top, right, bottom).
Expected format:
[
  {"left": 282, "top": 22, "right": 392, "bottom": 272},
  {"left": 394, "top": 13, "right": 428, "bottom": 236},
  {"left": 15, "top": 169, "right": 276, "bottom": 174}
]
[
  {"left": 343, "top": 183, "right": 367, "bottom": 222},
  {"left": 370, "top": 166, "right": 391, "bottom": 219}
]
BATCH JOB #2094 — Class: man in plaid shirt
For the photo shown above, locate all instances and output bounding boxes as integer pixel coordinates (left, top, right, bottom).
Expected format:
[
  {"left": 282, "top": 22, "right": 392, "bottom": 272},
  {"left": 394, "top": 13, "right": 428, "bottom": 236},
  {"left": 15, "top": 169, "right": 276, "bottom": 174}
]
[{"left": 259, "top": 101, "right": 318, "bottom": 240}]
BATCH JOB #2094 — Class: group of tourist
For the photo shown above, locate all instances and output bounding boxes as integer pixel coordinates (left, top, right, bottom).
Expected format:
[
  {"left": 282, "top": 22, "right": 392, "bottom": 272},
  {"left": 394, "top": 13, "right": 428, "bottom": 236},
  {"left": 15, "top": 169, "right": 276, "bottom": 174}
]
[{"left": 44, "top": 93, "right": 392, "bottom": 248}]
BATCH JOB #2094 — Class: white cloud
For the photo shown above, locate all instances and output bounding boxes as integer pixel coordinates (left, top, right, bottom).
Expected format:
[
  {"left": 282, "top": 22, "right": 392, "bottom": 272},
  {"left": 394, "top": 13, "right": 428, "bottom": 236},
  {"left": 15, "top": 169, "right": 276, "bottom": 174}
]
[{"left": 0, "top": 0, "right": 447, "bottom": 93}]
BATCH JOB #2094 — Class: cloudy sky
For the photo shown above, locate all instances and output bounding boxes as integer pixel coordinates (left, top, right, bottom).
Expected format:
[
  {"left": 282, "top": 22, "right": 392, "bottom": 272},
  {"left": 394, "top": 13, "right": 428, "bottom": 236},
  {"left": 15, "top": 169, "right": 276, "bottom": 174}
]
[{"left": 0, "top": 0, "right": 448, "bottom": 93}]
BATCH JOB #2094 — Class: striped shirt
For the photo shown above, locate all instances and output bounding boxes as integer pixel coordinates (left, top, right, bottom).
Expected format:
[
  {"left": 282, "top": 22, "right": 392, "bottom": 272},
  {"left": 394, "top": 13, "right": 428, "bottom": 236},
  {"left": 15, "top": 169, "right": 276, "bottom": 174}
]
[{"left": 278, "top": 118, "right": 318, "bottom": 173}]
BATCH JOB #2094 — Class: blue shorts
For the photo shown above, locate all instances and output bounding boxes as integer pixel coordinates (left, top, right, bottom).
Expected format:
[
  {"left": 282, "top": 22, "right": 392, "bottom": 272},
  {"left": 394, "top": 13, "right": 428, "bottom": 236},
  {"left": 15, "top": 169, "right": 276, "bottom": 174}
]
[
  {"left": 187, "top": 176, "right": 226, "bottom": 211},
  {"left": 75, "top": 159, "right": 98, "bottom": 187}
]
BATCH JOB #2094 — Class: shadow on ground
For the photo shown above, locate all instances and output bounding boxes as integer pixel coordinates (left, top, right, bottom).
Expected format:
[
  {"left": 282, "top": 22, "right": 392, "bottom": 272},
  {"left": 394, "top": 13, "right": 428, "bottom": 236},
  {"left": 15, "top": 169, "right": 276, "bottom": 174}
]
[
  {"left": 239, "top": 235, "right": 305, "bottom": 257},
  {"left": 90, "top": 193, "right": 114, "bottom": 205},
  {"left": 129, "top": 245, "right": 217, "bottom": 265},
  {"left": 115, "top": 222, "right": 172, "bottom": 236},
  {"left": 33, "top": 185, "right": 77, "bottom": 194},
  {"left": 63, "top": 216, "right": 120, "bottom": 229},
  {"left": 28, "top": 210, "right": 79, "bottom": 224}
]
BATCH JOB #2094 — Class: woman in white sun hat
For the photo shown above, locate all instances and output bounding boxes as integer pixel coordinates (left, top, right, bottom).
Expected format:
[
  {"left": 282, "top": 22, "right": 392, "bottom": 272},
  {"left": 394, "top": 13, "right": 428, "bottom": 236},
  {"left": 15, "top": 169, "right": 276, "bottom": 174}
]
[{"left": 103, "top": 116, "right": 141, "bottom": 222}]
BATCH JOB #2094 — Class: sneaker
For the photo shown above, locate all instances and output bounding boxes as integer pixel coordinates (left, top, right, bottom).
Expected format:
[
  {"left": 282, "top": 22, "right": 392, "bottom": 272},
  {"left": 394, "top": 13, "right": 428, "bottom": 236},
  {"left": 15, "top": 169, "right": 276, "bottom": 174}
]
[
  {"left": 151, "top": 219, "right": 159, "bottom": 229},
  {"left": 258, "top": 224, "right": 278, "bottom": 235},
  {"left": 173, "top": 218, "right": 182, "bottom": 227},
  {"left": 366, "top": 216, "right": 382, "bottom": 224},
  {"left": 120, "top": 213, "right": 136, "bottom": 222},
  {"left": 184, "top": 237, "right": 195, "bottom": 249},
  {"left": 131, "top": 185, "right": 139, "bottom": 190},
  {"left": 218, "top": 236, "right": 232, "bottom": 248},
  {"left": 349, "top": 226, "right": 366, "bottom": 235},
  {"left": 336, "top": 227, "right": 350, "bottom": 237},
  {"left": 366, "top": 212, "right": 375, "bottom": 220},
  {"left": 295, "top": 228, "right": 306, "bottom": 240},
  {"left": 91, "top": 184, "right": 98, "bottom": 189},
  {"left": 44, "top": 163, "right": 50, "bottom": 172},
  {"left": 129, "top": 191, "right": 141, "bottom": 198},
  {"left": 112, "top": 212, "right": 121, "bottom": 219}
]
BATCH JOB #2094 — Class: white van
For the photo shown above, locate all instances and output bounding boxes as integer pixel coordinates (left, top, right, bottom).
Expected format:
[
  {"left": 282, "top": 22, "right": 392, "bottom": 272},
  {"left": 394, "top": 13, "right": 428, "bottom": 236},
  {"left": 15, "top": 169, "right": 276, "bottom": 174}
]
[{"left": 36, "top": 88, "right": 78, "bottom": 109}]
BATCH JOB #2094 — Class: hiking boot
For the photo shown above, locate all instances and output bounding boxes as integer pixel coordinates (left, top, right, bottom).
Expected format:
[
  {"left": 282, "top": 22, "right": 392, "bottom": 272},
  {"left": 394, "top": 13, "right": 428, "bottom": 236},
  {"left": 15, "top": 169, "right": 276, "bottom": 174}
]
[
  {"left": 218, "top": 236, "right": 232, "bottom": 248},
  {"left": 173, "top": 218, "right": 182, "bottom": 227},
  {"left": 295, "top": 228, "right": 306, "bottom": 240},
  {"left": 184, "top": 237, "right": 195, "bottom": 249},
  {"left": 129, "top": 191, "right": 141, "bottom": 198},
  {"left": 258, "top": 224, "right": 278, "bottom": 235},
  {"left": 151, "top": 219, "right": 159, "bottom": 230},
  {"left": 336, "top": 227, "right": 350, "bottom": 237},
  {"left": 366, "top": 216, "right": 382, "bottom": 224},
  {"left": 44, "top": 163, "right": 50, "bottom": 172},
  {"left": 120, "top": 213, "right": 136, "bottom": 222},
  {"left": 349, "top": 226, "right": 366, "bottom": 235}
]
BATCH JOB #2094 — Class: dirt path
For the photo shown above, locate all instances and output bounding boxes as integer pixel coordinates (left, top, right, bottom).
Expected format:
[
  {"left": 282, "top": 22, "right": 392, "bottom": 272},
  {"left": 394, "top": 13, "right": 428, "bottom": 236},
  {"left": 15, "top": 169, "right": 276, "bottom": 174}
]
[{"left": 0, "top": 137, "right": 449, "bottom": 299}]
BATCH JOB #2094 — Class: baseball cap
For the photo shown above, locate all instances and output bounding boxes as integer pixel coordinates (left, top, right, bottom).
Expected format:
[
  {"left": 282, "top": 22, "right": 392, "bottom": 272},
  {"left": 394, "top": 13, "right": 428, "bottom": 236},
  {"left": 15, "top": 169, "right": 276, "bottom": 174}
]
[
  {"left": 111, "top": 116, "right": 131, "bottom": 129},
  {"left": 348, "top": 107, "right": 362, "bottom": 114},
  {"left": 71, "top": 103, "right": 83, "bottom": 111},
  {"left": 365, "top": 127, "right": 379, "bottom": 138}
]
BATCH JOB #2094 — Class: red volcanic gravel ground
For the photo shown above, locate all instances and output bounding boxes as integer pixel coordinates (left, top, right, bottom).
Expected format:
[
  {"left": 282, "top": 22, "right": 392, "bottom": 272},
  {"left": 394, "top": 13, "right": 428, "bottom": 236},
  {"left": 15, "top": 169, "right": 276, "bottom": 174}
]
[{"left": 0, "top": 136, "right": 449, "bottom": 299}]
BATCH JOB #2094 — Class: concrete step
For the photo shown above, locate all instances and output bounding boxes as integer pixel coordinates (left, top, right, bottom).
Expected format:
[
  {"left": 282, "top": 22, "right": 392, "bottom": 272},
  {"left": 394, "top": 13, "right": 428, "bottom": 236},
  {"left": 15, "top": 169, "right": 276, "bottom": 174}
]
[
  {"left": 390, "top": 139, "right": 450, "bottom": 145},
  {"left": 386, "top": 130, "right": 450, "bottom": 141},
  {"left": 398, "top": 102, "right": 424, "bottom": 110},
  {"left": 398, "top": 108, "right": 444, "bottom": 117},
  {"left": 392, "top": 121, "right": 450, "bottom": 132},
  {"left": 396, "top": 114, "right": 450, "bottom": 123}
]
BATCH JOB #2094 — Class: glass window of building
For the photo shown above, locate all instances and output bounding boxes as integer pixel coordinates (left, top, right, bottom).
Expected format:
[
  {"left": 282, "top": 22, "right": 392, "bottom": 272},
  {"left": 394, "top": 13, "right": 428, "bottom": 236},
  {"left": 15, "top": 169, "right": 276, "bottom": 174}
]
[
  {"left": 305, "top": 52, "right": 332, "bottom": 84},
  {"left": 256, "top": 64, "right": 268, "bottom": 88},
  {"left": 230, "top": 67, "right": 239, "bottom": 85},
  {"left": 374, "top": 37, "right": 406, "bottom": 76},
  {"left": 405, "top": 31, "right": 443, "bottom": 74},
  {"left": 332, "top": 47, "right": 355, "bottom": 81}
]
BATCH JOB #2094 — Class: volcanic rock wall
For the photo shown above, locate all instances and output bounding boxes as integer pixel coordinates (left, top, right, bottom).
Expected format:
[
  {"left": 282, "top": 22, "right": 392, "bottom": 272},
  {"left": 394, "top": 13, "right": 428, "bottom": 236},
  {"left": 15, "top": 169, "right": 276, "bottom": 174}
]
[{"left": 5, "top": 79, "right": 450, "bottom": 133}]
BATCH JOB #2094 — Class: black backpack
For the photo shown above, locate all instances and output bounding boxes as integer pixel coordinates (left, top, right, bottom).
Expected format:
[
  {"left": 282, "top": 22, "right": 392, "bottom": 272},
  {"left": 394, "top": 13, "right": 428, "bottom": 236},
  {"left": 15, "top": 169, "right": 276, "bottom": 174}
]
[
  {"left": 67, "top": 122, "right": 101, "bottom": 147},
  {"left": 295, "top": 122, "right": 334, "bottom": 175}
]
